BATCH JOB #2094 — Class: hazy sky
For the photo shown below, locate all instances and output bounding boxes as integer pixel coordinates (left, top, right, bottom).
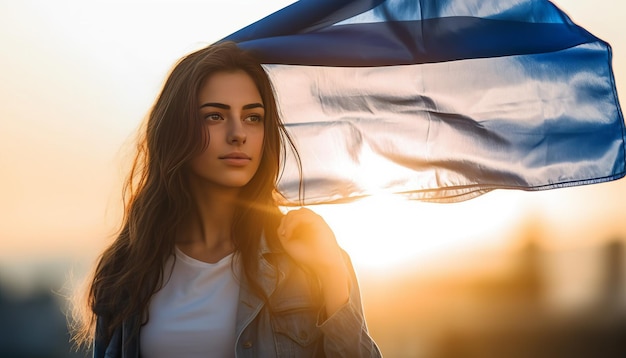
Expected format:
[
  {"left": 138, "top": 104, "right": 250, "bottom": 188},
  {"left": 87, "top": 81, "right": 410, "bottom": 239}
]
[{"left": 1, "top": 0, "right": 625, "bottom": 274}]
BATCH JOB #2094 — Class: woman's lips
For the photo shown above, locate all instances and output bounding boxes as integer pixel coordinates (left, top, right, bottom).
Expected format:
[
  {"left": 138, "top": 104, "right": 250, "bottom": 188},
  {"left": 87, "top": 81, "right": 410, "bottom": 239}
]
[{"left": 219, "top": 153, "right": 251, "bottom": 166}]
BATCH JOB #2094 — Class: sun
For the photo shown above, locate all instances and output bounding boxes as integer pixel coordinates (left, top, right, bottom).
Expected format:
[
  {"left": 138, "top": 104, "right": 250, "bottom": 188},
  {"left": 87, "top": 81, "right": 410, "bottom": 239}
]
[{"left": 307, "top": 191, "right": 525, "bottom": 272}]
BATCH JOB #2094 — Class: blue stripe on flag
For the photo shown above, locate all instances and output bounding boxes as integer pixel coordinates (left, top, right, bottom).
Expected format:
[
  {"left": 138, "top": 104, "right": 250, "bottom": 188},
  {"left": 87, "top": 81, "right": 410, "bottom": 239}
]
[{"left": 232, "top": 18, "right": 597, "bottom": 66}]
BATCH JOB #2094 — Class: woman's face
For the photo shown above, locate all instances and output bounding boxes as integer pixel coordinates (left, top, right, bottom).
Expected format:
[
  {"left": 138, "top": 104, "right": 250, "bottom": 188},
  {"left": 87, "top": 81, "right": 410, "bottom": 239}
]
[{"left": 189, "top": 70, "right": 265, "bottom": 190}]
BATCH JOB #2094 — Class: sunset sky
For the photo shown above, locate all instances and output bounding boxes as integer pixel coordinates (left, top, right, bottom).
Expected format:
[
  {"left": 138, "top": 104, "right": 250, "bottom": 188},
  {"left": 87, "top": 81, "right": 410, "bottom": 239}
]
[{"left": 1, "top": 0, "right": 625, "bottom": 287}]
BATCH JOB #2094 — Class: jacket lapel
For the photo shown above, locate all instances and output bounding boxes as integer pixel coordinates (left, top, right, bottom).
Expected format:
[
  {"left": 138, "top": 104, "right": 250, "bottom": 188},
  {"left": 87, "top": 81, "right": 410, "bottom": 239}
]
[{"left": 235, "top": 233, "right": 285, "bottom": 338}]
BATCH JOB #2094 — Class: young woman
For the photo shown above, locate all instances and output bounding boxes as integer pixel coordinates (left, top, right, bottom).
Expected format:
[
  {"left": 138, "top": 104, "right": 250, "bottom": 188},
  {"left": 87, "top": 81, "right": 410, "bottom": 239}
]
[{"left": 73, "top": 41, "right": 381, "bottom": 357}]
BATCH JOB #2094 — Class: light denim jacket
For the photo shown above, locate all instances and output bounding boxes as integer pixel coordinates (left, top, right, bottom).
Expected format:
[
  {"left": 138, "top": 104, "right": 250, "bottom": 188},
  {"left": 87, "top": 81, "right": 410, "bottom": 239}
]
[{"left": 93, "top": 237, "right": 381, "bottom": 357}]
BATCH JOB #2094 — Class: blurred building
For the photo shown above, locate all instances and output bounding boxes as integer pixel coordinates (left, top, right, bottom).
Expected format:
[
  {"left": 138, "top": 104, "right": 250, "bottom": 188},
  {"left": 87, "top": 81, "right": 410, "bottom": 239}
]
[
  {"left": 0, "top": 283, "right": 87, "bottom": 358},
  {"left": 362, "top": 236, "right": 626, "bottom": 358}
]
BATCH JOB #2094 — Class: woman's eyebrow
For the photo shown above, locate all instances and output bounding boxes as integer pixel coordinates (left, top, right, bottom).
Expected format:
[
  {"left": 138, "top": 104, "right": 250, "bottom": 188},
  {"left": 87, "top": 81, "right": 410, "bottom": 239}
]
[
  {"left": 243, "top": 103, "right": 264, "bottom": 110},
  {"left": 200, "top": 102, "right": 229, "bottom": 109},
  {"left": 199, "top": 102, "right": 264, "bottom": 110}
]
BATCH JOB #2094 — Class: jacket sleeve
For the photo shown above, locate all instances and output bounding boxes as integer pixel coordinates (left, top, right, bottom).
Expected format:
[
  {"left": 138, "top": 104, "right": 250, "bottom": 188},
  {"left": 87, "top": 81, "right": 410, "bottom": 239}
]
[
  {"left": 93, "top": 315, "right": 121, "bottom": 358},
  {"left": 93, "top": 315, "right": 139, "bottom": 358},
  {"left": 316, "top": 251, "right": 382, "bottom": 357}
]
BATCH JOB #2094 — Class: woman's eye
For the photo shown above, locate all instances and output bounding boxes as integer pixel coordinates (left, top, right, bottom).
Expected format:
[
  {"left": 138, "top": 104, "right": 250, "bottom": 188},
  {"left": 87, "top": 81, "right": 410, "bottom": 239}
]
[
  {"left": 244, "top": 115, "right": 263, "bottom": 123},
  {"left": 204, "top": 113, "right": 223, "bottom": 121}
]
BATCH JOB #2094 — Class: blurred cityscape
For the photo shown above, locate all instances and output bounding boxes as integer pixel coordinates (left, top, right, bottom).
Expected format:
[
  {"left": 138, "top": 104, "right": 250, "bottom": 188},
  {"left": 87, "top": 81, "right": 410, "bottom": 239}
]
[
  {"left": 1, "top": 233, "right": 625, "bottom": 357},
  {"left": 0, "top": 279, "right": 87, "bottom": 357},
  {"left": 362, "top": 235, "right": 626, "bottom": 357}
]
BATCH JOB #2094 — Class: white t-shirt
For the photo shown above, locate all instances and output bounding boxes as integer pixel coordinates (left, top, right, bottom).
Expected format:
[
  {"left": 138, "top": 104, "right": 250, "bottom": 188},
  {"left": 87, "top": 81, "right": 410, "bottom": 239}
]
[{"left": 140, "top": 247, "right": 240, "bottom": 358}]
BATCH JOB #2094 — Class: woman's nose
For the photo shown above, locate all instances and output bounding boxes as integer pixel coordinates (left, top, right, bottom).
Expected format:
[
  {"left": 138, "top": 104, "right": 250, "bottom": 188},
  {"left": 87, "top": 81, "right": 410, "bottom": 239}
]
[{"left": 227, "top": 118, "right": 246, "bottom": 144}]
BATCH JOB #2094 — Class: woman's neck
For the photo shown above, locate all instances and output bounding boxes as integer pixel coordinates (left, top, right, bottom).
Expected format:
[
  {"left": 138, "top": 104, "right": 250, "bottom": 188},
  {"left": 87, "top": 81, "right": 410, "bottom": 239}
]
[{"left": 178, "top": 180, "right": 240, "bottom": 263}]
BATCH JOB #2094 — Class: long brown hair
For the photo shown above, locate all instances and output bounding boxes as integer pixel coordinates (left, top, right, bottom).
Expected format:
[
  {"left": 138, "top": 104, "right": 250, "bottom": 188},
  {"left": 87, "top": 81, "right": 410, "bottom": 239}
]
[{"left": 72, "top": 41, "right": 301, "bottom": 347}]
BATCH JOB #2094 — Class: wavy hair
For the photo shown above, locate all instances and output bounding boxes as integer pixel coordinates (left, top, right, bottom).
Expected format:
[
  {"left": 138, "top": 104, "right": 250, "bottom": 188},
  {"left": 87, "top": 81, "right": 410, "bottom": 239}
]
[{"left": 72, "top": 41, "right": 301, "bottom": 347}]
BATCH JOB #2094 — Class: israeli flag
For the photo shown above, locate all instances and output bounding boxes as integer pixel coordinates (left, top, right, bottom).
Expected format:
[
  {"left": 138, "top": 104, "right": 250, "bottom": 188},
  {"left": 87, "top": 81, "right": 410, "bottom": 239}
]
[{"left": 224, "top": 0, "right": 625, "bottom": 204}]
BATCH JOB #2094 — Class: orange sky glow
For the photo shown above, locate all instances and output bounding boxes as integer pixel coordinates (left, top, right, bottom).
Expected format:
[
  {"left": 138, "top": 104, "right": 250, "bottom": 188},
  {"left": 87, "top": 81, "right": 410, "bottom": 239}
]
[{"left": 1, "top": 0, "right": 625, "bottom": 280}]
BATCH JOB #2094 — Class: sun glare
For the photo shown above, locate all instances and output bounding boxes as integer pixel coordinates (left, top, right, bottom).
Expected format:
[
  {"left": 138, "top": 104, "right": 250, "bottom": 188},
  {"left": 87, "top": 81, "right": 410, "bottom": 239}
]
[{"left": 309, "top": 190, "right": 525, "bottom": 272}]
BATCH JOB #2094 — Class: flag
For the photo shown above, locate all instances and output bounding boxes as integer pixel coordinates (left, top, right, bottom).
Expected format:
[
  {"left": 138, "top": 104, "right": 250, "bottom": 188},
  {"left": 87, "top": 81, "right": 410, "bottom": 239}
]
[{"left": 223, "top": 0, "right": 625, "bottom": 204}]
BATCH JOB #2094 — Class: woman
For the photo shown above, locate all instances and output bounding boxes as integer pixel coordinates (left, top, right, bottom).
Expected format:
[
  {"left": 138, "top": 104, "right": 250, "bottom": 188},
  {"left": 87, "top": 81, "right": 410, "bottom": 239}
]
[{"left": 73, "top": 41, "right": 381, "bottom": 357}]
